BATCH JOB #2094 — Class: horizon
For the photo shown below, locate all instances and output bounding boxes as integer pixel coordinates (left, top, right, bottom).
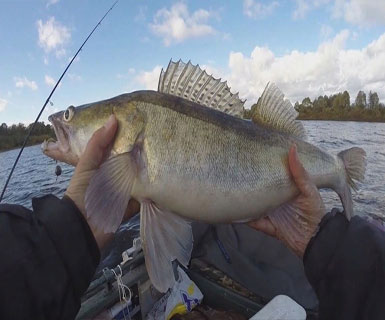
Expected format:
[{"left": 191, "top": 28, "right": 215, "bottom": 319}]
[{"left": 1, "top": 0, "right": 384, "bottom": 125}]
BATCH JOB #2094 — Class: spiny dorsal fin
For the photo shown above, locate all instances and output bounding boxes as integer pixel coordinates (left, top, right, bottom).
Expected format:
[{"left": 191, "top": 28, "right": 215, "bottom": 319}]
[
  {"left": 252, "top": 83, "right": 306, "bottom": 139},
  {"left": 158, "top": 59, "right": 245, "bottom": 118}
]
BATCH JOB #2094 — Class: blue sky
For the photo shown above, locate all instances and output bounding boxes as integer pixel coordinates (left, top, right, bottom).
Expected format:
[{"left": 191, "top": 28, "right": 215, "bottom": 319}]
[{"left": 0, "top": 0, "right": 384, "bottom": 124}]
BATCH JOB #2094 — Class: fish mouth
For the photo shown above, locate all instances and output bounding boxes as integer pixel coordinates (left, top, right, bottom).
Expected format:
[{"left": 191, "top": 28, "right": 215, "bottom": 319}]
[{"left": 42, "top": 113, "right": 78, "bottom": 165}]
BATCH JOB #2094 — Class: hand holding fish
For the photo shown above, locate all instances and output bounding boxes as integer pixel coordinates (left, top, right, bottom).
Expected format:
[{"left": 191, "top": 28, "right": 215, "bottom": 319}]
[
  {"left": 65, "top": 115, "right": 140, "bottom": 249},
  {"left": 248, "top": 144, "right": 326, "bottom": 257}
]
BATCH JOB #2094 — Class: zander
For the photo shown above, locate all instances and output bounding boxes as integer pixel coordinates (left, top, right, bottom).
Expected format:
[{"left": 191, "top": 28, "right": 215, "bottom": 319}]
[{"left": 42, "top": 60, "right": 366, "bottom": 292}]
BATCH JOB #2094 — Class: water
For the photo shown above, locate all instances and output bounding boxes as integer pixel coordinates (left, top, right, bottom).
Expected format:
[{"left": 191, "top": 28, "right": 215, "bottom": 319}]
[
  {"left": 0, "top": 145, "right": 73, "bottom": 207},
  {"left": 0, "top": 121, "right": 384, "bottom": 218}
]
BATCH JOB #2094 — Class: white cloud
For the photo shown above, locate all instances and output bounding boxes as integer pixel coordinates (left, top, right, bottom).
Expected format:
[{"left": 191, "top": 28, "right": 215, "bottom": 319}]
[
  {"left": 292, "top": 0, "right": 310, "bottom": 19},
  {"left": 0, "top": 98, "right": 7, "bottom": 112},
  {"left": 333, "top": 0, "right": 385, "bottom": 26},
  {"left": 243, "top": 0, "right": 279, "bottom": 19},
  {"left": 68, "top": 73, "right": 82, "bottom": 81},
  {"left": 292, "top": 0, "right": 385, "bottom": 25},
  {"left": 117, "top": 68, "right": 136, "bottom": 80},
  {"left": 14, "top": 77, "right": 38, "bottom": 91},
  {"left": 37, "top": 17, "right": 70, "bottom": 56},
  {"left": 150, "top": 2, "right": 216, "bottom": 46},
  {"left": 135, "top": 66, "right": 162, "bottom": 90},
  {"left": 46, "top": 0, "right": 59, "bottom": 7},
  {"left": 45, "top": 75, "right": 56, "bottom": 87},
  {"left": 320, "top": 24, "right": 333, "bottom": 39},
  {"left": 293, "top": 0, "right": 331, "bottom": 19},
  {"left": 135, "top": 6, "right": 147, "bottom": 23},
  {"left": 224, "top": 30, "right": 385, "bottom": 106}
]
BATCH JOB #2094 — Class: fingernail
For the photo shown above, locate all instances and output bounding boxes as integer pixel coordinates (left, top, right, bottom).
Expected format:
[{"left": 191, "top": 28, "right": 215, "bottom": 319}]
[{"left": 104, "top": 114, "right": 116, "bottom": 130}]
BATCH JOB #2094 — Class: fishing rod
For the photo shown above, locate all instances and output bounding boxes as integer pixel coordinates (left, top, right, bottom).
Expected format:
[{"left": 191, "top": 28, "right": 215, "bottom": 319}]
[{"left": 0, "top": 0, "right": 119, "bottom": 203}]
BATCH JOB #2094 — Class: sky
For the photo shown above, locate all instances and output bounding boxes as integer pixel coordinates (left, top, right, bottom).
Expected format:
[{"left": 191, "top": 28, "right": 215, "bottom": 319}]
[{"left": 0, "top": 0, "right": 385, "bottom": 124}]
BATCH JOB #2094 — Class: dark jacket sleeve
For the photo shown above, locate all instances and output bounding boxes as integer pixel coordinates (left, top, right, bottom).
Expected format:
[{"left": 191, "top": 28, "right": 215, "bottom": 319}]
[
  {"left": 0, "top": 195, "right": 100, "bottom": 320},
  {"left": 304, "top": 209, "right": 385, "bottom": 320}
]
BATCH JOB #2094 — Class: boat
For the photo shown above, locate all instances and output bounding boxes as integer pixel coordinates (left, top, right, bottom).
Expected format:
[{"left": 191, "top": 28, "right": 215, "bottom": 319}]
[{"left": 76, "top": 217, "right": 319, "bottom": 320}]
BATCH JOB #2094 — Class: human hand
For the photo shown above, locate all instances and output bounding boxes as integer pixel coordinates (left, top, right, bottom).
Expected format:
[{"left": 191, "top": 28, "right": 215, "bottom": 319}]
[
  {"left": 248, "top": 144, "right": 325, "bottom": 257},
  {"left": 65, "top": 115, "right": 140, "bottom": 249}
]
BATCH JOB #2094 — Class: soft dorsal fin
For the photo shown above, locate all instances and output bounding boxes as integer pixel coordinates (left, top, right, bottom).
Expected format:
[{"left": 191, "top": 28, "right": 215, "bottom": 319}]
[
  {"left": 158, "top": 59, "right": 245, "bottom": 118},
  {"left": 252, "top": 83, "right": 306, "bottom": 139}
]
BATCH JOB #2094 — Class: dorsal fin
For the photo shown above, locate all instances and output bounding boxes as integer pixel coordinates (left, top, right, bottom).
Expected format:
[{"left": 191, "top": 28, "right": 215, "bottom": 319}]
[
  {"left": 158, "top": 59, "right": 245, "bottom": 118},
  {"left": 252, "top": 83, "right": 306, "bottom": 139}
]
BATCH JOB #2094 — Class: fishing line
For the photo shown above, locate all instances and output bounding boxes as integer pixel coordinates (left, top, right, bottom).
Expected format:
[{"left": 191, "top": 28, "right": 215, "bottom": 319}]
[{"left": 0, "top": 0, "right": 119, "bottom": 203}]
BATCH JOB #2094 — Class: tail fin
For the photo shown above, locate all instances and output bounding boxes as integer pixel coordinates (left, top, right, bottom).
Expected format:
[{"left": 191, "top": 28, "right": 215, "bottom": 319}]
[{"left": 337, "top": 147, "right": 366, "bottom": 219}]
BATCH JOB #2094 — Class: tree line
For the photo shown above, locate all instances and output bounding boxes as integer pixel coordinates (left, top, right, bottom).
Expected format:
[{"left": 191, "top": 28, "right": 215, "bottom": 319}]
[
  {"left": 244, "top": 90, "right": 385, "bottom": 122},
  {"left": 0, "top": 122, "right": 55, "bottom": 152}
]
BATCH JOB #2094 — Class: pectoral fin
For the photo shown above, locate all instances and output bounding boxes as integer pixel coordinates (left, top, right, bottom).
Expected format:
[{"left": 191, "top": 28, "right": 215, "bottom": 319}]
[
  {"left": 140, "top": 201, "right": 193, "bottom": 292},
  {"left": 85, "top": 152, "right": 137, "bottom": 233}
]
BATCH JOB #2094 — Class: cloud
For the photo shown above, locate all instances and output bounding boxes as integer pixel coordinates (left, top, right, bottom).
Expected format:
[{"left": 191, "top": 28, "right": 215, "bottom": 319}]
[
  {"left": 320, "top": 24, "right": 333, "bottom": 39},
  {"left": 292, "top": 0, "right": 331, "bottom": 19},
  {"left": 333, "top": 0, "right": 385, "bottom": 26},
  {"left": 243, "top": 0, "right": 279, "bottom": 19},
  {"left": 46, "top": 0, "right": 59, "bottom": 7},
  {"left": 224, "top": 30, "right": 385, "bottom": 106},
  {"left": 14, "top": 77, "right": 38, "bottom": 90},
  {"left": 135, "top": 66, "right": 162, "bottom": 90},
  {"left": 117, "top": 68, "right": 136, "bottom": 80},
  {"left": 150, "top": 2, "right": 216, "bottom": 46},
  {"left": 37, "top": 17, "right": 70, "bottom": 56},
  {"left": 135, "top": 6, "right": 147, "bottom": 23},
  {"left": 0, "top": 98, "right": 7, "bottom": 112},
  {"left": 68, "top": 73, "right": 82, "bottom": 81},
  {"left": 292, "top": 0, "right": 385, "bottom": 25},
  {"left": 45, "top": 75, "right": 56, "bottom": 87},
  {"left": 292, "top": 0, "right": 310, "bottom": 19}
]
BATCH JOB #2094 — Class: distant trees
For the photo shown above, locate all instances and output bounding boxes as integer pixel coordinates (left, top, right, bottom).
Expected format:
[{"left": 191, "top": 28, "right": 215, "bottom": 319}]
[
  {"left": 291, "top": 89, "right": 385, "bottom": 122},
  {"left": 368, "top": 91, "right": 380, "bottom": 109},
  {"left": 355, "top": 91, "right": 367, "bottom": 109},
  {"left": 244, "top": 89, "right": 385, "bottom": 122},
  {"left": 0, "top": 122, "right": 54, "bottom": 152}
]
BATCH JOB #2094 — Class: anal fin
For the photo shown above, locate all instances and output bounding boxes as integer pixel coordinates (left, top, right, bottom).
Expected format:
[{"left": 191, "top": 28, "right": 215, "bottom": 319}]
[
  {"left": 140, "top": 201, "right": 193, "bottom": 292},
  {"left": 267, "top": 202, "right": 319, "bottom": 256}
]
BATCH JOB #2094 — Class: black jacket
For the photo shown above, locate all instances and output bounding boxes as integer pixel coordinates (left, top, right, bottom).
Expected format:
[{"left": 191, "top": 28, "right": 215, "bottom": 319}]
[
  {"left": 0, "top": 195, "right": 100, "bottom": 320},
  {"left": 304, "top": 209, "right": 385, "bottom": 320}
]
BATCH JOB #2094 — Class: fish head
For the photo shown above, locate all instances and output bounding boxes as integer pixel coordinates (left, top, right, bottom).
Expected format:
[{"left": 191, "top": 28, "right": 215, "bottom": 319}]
[
  {"left": 42, "top": 96, "right": 146, "bottom": 165},
  {"left": 42, "top": 101, "right": 113, "bottom": 165}
]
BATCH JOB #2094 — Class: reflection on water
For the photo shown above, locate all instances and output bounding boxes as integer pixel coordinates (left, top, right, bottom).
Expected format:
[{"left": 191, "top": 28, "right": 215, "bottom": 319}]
[{"left": 0, "top": 120, "right": 384, "bottom": 218}]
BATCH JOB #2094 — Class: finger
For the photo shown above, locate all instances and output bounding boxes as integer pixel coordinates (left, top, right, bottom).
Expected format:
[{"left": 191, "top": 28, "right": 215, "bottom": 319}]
[
  {"left": 288, "top": 144, "right": 314, "bottom": 197},
  {"left": 248, "top": 217, "right": 277, "bottom": 237},
  {"left": 77, "top": 115, "right": 118, "bottom": 171}
]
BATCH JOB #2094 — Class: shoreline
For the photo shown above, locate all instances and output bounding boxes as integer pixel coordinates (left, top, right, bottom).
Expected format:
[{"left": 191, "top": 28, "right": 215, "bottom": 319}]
[
  {"left": 297, "top": 118, "right": 385, "bottom": 123},
  {"left": 297, "top": 117, "right": 385, "bottom": 123},
  {"left": 0, "top": 142, "right": 43, "bottom": 154}
]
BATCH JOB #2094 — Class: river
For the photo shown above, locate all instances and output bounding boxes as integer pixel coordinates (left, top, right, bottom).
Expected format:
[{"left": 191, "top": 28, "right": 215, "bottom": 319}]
[{"left": 0, "top": 120, "right": 384, "bottom": 218}]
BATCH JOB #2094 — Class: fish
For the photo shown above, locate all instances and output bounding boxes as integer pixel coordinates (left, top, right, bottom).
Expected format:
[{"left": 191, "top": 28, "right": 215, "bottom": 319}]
[{"left": 42, "top": 60, "right": 366, "bottom": 292}]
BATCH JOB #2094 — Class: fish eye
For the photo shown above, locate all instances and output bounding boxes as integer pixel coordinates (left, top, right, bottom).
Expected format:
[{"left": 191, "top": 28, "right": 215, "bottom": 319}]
[{"left": 63, "top": 106, "right": 75, "bottom": 122}]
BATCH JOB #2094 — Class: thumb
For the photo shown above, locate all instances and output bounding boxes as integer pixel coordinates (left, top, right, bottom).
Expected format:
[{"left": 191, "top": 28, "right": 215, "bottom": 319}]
[
  {"left": 288, "top": 144, "right": 314, "bottom": 197},
  {"left": 76, "top": 114, "right": 118, "bottom": 172}
]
